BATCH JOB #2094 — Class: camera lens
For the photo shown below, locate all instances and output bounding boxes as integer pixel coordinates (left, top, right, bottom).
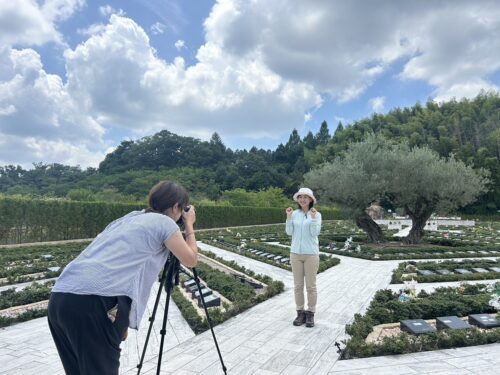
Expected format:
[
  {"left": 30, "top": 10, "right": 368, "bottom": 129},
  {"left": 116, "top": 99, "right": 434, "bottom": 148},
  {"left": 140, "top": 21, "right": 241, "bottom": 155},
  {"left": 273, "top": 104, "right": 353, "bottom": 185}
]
[{"left": 184, "top": 206, "right": 190, "bottom": 212}]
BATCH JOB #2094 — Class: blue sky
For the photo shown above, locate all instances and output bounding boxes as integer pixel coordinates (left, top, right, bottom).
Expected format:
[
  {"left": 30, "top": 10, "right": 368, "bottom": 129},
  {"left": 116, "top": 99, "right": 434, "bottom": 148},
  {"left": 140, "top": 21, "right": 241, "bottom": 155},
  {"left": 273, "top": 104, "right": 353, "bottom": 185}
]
[{"left": 1, "top": 0, "right": 500, "bottom": 168}]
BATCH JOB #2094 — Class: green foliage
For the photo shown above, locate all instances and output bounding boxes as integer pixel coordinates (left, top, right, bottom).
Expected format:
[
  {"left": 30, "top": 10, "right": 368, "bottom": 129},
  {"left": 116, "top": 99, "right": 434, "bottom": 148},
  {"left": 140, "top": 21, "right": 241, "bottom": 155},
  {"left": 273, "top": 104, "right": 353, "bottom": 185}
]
[
  {"left": 306, "top": 133, "right": 490, "bottom": 243},
  {"left": 1, "top": 93, "right": 499, "bottom": 212},
  {"left": 0, "top": 308, "right": 48, "bottom": 328},
  {"left": 0, "top": 196, "right": 343, "bottom": 244},
  {"left": 0, "top": 281, "right": 53, "bottom": 309},
  {"left": 343, "top": 285, "right": 499, "bottom": 359},
  {"left": 220, "top": 187, "right": 291, "bottom": 207}
]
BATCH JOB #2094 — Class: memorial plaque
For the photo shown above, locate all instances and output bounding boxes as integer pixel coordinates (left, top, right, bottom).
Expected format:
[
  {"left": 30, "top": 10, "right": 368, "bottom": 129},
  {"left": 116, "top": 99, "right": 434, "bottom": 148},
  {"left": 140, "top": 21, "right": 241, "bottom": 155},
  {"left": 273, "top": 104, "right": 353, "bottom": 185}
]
[
  {"left": 468, "top": 314, "right": 500, "bottom": 329},
  {"left": 199, "top": 294, "right": 220, "bottom": 308},
  {"left": 489, "top": 267, "right": 500, "bottom": 273},
  {"left": 187, "top": 284, "right": 199, "bottom": 293},
  {"left": 266, "top": 254, "right": 275, "bottom": 259},
  {"left": 183, "top": 279, "right": 196, "bottom": 288},
  {"left": 280, "top": 257, "right": 290, "bottom": 263},
  {"left": 454, "top": 268, "right": 472, "bottom": 274},
  {"left": 273, "top": 256, "right": 283, "bottom": 261},
  {"left": 400, "top": 319, "right": 436, "bottom": 335},
  {"left": 471, "top": 268, "right": 489, "bottom": 273},
  {"left": 417, "top": 270, "right": 436, "bottom": 276},
  {"left": 254, "top": 251, "right": 263, "bottom": 256},
  {"left": 194, "top": 288, "right": 212, "bottom": 299},
  {"left": 436, "top": 269, "right": 454, "bottom": 275},
  {"left": 436, "top": 316, "right": 471, "bottom": 330},
  {"left": 260, "top": 252, "right": 269, "bottom": 257},
  {"left": 47, "top": 266, "right": 60, "bottom": 272},
  {"left": 41, "top": 254, "right": 53, "bottom": 259}
]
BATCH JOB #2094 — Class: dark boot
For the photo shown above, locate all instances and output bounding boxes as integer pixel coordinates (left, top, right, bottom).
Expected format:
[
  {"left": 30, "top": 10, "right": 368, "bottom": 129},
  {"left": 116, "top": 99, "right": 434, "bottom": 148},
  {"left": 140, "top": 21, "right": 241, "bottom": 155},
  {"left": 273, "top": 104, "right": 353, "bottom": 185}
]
[
  {"left": 293, "top": 310, "right": 306, "bottom": 326},
  {"left": 305, "top": 311, "right": 315, "bottom": 327}
]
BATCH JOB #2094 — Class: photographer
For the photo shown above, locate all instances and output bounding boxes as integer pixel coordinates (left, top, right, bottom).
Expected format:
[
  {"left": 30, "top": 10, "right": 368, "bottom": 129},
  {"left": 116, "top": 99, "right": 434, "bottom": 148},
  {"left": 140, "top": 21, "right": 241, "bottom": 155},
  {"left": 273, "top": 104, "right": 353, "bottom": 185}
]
[
  {"left": 47, "top": 181, "right": 197, "bottom": 375},
  {"left": 285, "top": 187, "right": 322, "bottom": 328}
]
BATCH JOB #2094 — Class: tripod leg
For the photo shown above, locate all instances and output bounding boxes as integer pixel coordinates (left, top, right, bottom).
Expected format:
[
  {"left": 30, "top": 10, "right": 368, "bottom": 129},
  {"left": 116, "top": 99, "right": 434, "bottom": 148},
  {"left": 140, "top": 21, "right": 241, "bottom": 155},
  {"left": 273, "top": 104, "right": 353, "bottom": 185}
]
[
  {"left": 156, "top": 274, "right": 174, "bottom": 375},
  {"left": 192, "top": 267, "right": 227, "bottom": 375},
  {"left": 137, "top": 258, "right": 173, "bottom": 375}
]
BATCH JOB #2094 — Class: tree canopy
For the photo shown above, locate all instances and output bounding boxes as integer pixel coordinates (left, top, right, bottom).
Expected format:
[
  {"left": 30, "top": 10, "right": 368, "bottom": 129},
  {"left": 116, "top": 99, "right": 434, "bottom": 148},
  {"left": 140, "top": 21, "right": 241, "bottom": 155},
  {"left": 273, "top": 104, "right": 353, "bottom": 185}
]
[
  {"left": 0, "top": 92, "right": 498, "bottom": 213},
  {"left": 305, "top": 134, "right": 490, "bottom": 243}
]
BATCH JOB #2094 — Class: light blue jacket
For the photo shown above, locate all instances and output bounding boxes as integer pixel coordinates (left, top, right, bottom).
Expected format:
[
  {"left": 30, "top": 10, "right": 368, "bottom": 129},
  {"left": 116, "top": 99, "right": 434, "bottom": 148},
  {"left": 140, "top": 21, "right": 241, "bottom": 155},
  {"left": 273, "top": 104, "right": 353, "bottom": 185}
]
[{"left": 285, "top": 209, "right": 322, "bottom": 255}]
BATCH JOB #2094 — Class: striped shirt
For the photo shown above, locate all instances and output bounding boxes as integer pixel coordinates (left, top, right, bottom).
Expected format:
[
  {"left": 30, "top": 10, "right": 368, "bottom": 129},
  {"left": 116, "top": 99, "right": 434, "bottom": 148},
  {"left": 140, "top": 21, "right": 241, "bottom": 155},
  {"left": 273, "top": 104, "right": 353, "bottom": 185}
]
[{"left": 52, "top": 210, "right": 179, "bottom": 329}]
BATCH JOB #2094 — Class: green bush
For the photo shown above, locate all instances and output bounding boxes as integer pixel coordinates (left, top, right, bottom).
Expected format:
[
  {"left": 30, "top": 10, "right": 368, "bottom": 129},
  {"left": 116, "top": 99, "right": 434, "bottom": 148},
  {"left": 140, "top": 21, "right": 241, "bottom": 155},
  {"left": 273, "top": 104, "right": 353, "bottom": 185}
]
[
  {"left": 342, "top": 286, "right": 499, "bottom": 359},
  {"left": 0, "top": 196, "right": 344, "bottom": 244}
]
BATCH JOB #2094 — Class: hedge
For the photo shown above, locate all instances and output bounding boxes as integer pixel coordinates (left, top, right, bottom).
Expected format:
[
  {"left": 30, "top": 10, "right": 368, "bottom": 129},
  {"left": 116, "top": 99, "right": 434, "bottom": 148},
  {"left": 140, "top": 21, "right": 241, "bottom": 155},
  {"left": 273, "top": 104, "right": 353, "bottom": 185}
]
[
  {"left": 342, "top": 285, "right": 499, "bottom": 359},
  {"left": 0, "top": 196, "right": 344, "bottom": 244}
]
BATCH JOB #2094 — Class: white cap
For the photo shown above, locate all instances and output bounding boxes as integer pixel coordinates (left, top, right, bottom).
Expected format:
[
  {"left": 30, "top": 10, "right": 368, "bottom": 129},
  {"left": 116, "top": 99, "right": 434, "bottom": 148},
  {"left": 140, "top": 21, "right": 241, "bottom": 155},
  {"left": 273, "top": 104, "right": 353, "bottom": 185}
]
[{"left": 293, "top": 187, "right": 317, "bottom": 203}]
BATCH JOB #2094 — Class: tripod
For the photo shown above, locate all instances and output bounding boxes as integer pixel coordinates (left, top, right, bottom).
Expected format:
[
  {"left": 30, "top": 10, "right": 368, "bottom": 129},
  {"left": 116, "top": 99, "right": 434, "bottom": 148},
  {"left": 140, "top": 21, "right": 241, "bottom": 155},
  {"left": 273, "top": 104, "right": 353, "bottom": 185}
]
[{"left": 136, "top": 253, "right": 227, "bottom": 375}]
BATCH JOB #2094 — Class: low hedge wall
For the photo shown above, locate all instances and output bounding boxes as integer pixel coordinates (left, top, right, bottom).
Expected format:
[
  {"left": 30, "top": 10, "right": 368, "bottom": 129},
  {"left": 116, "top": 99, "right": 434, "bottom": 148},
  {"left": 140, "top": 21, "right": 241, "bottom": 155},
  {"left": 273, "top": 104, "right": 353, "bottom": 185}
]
[{"left": 0, "top": 196, "right": 344, "bottom": 244}]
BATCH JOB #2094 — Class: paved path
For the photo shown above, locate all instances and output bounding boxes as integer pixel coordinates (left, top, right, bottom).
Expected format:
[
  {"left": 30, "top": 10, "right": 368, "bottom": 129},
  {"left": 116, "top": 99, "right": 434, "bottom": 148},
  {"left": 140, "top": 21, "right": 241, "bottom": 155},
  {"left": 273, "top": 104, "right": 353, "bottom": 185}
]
[{"left": 0, "top": 244, "right": 498, "bottom": 374}]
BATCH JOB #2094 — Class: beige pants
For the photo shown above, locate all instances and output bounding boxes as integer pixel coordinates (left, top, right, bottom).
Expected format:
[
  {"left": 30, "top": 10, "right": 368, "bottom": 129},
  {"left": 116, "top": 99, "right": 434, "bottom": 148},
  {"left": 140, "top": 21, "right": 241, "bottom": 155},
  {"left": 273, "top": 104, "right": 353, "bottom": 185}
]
[{"left": 290, "top": 253, "right": 320, "bottom": 312}]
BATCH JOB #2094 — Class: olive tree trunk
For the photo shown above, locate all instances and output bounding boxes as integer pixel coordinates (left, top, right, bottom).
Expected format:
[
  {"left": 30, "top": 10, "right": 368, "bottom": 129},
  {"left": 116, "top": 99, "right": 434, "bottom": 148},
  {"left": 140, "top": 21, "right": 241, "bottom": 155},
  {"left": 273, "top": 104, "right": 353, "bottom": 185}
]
[
  {"left": 355, "top": 212, "right": 385, "bottom": 243},
  {"left": 403, "top": 201, "right": 434, "bottom": 244}
]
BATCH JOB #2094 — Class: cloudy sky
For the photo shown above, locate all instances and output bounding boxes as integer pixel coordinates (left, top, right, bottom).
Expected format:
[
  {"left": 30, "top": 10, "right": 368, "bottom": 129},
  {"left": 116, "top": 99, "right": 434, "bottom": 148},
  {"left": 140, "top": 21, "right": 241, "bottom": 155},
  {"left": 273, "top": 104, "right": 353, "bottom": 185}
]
[{"left": 1, "top": 0, "right": 500, "bottom": 168}]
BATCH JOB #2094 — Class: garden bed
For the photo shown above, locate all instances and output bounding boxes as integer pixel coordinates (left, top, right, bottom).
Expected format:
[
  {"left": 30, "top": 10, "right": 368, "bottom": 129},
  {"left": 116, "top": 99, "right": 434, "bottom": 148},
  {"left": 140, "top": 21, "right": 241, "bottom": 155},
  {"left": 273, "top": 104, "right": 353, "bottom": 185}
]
[
  {"left": 341, "top": 284, "right": 500, "bottom": 359},
  {"left": 392, "top": 260, "right": 500, "bottom": 283}
]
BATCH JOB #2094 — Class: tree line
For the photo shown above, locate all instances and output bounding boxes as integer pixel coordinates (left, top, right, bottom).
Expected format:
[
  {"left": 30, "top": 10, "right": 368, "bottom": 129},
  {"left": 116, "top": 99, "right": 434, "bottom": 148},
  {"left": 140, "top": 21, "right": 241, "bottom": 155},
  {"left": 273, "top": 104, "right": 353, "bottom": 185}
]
[{"left": 0, "top": 92, "right": 499, "bottom": 213}]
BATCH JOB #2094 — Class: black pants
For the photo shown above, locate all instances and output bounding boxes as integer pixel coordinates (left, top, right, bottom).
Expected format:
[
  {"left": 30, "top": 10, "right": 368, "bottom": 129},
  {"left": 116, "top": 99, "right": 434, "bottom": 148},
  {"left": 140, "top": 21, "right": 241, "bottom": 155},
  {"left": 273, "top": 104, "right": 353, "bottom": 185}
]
[{"left": 48, "top": 292, "right": 131, "bottom": 375}]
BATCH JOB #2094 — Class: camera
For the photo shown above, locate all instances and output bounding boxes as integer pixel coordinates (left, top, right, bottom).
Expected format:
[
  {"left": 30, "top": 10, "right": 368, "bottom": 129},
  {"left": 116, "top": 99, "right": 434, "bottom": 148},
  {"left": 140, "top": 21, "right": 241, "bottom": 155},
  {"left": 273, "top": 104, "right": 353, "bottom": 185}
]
[{"left": 176, "top": 205, "right": 191, "bottom": 225}]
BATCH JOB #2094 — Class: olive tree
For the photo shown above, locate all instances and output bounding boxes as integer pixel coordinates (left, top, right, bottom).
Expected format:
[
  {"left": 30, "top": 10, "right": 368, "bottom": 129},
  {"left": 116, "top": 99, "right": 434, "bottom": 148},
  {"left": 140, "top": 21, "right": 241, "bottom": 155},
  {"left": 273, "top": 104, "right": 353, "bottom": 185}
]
[
  {"left": 306, "top": 134, "right": 490, "bottom": 244},
  {"left": 388, "top": 147, "right": 490, "bottom": 244},
  {"left": 305, "top": 134, "right": 392, "bottom": 242}
]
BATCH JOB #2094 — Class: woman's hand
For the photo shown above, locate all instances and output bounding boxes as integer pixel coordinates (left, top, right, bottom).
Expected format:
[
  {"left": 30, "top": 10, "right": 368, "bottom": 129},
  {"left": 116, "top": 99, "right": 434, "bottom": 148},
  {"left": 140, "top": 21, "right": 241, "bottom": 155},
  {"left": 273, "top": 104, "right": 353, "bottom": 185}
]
[
  {"left": 182, "top": 205, "right": 196, "bottom": 227},
  {"left": 310, "top": 207, "right": 317, "bottom": 219},
  {"left": 286, "top": 207, "right": 293, "bottom": 219}
]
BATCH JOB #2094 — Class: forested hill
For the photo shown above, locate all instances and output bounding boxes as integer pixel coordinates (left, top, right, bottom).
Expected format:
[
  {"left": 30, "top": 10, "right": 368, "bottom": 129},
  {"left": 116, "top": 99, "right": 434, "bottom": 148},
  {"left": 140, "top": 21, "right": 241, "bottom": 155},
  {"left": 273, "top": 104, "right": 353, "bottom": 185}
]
[{"left": 1, "top": 92, "right": 499, "bottom": 213}]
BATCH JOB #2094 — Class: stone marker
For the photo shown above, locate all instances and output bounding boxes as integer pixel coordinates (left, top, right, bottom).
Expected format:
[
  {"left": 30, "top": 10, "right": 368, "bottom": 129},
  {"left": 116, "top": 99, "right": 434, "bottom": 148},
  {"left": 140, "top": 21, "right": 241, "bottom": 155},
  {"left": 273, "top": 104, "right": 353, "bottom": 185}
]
[
  {"left": 436, "top": 316, "right": 471, "bottom": 330},
  {"left": 400, "top": 319, "right": 436, "bottom": 335}
]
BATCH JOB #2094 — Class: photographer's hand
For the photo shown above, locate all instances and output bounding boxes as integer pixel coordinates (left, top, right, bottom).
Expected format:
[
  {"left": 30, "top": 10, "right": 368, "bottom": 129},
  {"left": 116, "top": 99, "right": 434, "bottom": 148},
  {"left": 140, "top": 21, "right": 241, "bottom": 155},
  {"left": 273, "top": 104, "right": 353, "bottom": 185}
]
[
  {"left": 182, "top": 206, "right": 198, "bottom": 263},
  {"left": 164, "top": 206, "right": 198, "bottom": 267}
]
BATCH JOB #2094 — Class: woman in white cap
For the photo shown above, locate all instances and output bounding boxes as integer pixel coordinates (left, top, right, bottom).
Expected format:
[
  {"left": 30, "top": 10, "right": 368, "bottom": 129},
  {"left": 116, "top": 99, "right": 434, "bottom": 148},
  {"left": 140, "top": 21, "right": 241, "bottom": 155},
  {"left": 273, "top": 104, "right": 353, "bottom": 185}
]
[{"left": 285, "top": 187, "right": 322, "bottom": 327}]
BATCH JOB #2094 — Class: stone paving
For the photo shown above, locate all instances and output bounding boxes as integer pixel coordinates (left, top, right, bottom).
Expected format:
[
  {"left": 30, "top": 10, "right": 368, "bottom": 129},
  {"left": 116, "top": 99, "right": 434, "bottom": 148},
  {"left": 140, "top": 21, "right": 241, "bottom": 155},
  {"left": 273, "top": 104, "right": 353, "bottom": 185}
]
[{"left": 0, "top": 242, "right": 498, "bottom": 374}]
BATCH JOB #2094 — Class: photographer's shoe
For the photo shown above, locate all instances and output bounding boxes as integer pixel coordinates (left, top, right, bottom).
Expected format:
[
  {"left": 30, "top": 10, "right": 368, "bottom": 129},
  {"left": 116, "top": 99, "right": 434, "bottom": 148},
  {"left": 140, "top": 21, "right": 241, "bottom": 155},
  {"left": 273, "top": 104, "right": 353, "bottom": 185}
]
[
  {"left": 305, "top": 311, "right": 315, "bottom": 327},
  {"left": 293, "top": 310, "right": 306, "bottom": 326}
]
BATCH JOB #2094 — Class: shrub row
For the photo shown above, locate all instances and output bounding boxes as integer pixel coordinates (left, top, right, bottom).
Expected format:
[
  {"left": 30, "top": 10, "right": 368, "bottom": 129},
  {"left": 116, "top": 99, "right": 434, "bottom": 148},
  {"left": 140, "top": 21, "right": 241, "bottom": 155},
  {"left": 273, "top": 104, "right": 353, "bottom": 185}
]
[
  {"left": 392, "top": 260, "right": 500, "bottom": 283},
  {"left": 0, "top": 281, "right": 53, "bottom": 310},
  {"left": 0, "top": 243, "right": 88, "bottom": 285},
  {"left": 0, "top": 196, "right": 344, "bottom": 244},
  {"left": 172, "top": 261, "right": 284, "bottom": 333},
  {"left": 342, "top": 285, "right": 498, "bottom": 359}
]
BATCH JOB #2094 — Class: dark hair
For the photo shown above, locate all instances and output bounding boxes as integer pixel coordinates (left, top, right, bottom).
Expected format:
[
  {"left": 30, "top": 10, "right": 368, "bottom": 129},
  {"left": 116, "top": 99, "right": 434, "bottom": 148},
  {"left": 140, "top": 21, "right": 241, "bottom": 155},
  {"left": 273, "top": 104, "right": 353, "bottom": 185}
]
[{"left": 146, "top": 181, "right": 189, "bottom": 214}]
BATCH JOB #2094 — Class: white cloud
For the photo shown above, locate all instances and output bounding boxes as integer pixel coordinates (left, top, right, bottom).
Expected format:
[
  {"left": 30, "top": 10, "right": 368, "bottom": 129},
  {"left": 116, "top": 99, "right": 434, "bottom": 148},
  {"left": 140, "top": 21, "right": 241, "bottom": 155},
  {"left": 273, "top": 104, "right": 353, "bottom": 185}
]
[
  {"left": 205, "top": 0, "right": 500, "bottom": 102},
  {"left": 99, "top": 5, "right": 124, "bottom": 18},
  {"left": 174, "top": 39, "right": 185, "bottom": 50},
  {"left": 77, "top": 23, "right": 106, "bottom": 36},
  {"left": 0, "top": 46, "right": 106, "bottom": 167},
  {"left": 2, "top": 1, "right": 500, "bottom": 168},
  {"left": 63, "top": 15, "right": 321, "bottom": 143},
  {"left": 151, "top": 22, "right": 166, "bottom": 35},
  {"left": 369, "top": 96, "right": 385, "bottom": 112}
]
